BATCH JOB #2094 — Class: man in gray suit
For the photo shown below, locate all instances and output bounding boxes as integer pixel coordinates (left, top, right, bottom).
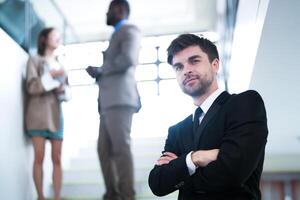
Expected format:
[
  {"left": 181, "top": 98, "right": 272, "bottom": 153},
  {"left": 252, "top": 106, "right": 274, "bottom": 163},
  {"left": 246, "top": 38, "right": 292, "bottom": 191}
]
[{"left": 86, "top": 1, "right": 141, "bottom": 200}]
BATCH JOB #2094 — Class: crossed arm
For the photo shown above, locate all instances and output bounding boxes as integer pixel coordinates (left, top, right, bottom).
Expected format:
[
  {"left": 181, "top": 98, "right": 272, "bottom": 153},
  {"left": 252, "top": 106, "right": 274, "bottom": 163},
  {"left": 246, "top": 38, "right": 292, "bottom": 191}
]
[
  {"left": 156, "top": 149, "right": 219, "bottom": 168},
  {"left": 149, "top": 91, "right": 268, "bottom": 197}
]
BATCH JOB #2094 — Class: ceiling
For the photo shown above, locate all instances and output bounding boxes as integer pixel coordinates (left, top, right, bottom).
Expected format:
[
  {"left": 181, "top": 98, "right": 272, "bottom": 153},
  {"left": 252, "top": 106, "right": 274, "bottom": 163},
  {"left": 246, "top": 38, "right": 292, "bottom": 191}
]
[{"left": 30, "top": 0, "right": 219, "bottom": 44}]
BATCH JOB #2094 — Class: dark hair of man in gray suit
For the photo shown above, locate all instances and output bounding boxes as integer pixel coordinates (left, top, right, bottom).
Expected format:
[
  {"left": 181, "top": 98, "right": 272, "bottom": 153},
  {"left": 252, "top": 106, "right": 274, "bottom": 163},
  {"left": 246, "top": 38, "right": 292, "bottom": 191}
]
[{"left": 86, "top": 1, "right": 141, "bottom": 200}]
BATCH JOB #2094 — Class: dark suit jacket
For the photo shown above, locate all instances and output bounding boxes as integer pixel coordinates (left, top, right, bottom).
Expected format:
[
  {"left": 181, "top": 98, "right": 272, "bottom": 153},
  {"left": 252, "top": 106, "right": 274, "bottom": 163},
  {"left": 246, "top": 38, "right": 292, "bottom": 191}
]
[{"left": 148, "top": 90, "right": 268, "bottom": 200}]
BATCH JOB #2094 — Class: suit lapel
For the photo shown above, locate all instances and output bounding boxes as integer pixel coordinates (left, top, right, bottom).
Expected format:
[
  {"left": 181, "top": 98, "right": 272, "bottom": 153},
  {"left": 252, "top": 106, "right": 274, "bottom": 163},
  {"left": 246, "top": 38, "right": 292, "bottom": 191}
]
[
  {"left": 193, "top": 104, "right": 221, "bottom": 149},
  {"left": 193, "top": 91, "right": 231, "bottom": 149},
  {"left": 181, "top": 115, "right": 194, "bottom": 152}
]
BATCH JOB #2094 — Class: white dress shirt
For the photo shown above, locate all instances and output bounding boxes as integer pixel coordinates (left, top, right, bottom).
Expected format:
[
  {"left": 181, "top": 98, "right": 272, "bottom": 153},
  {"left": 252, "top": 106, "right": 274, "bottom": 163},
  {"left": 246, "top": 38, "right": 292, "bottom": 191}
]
[{"left": 186, "top": 88, "right": 224, "bottom": 175}]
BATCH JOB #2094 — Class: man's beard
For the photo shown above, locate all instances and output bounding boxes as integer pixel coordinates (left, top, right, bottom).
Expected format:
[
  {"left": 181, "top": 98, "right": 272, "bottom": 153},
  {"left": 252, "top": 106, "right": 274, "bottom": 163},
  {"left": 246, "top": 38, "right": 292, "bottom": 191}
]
[
  {"left": 106, "top": 14, "right": 114, "bottom": 26},
  {"left": 106, "top": 18, "right": 112, "bottom": 26},
  {"left": 181, "top": 76, "right": 213, "bottom": 97}
]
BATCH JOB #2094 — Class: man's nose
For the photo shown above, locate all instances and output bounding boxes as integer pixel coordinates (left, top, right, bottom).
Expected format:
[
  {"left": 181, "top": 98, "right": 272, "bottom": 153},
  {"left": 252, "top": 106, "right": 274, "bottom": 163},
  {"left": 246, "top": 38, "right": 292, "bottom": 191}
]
[{"left": 183, "top": 64, "right": 193, "bottom": 76}]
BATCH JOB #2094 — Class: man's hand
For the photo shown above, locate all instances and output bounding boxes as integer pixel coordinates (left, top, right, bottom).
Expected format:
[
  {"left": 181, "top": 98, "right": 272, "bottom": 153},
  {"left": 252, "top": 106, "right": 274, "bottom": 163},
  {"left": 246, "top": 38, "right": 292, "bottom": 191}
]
[
  {"left": 191, "top": 149, "right": 219, "bottom": 167},
  {"left": 86, "top": 66, "right": 100, "bottom": 78},
  {"left": 156, "top": 152, "right": 178, "bottom": 166}
]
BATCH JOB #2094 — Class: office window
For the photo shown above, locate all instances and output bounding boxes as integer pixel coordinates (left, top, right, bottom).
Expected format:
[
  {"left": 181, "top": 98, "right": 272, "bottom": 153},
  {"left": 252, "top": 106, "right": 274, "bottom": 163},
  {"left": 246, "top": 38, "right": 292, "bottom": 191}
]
[
  {"left": 136, "top": 64, "right": 158, "bottom": 81},
  {"left": 61, "top": 33, "right": 219, "bottom": 138}
]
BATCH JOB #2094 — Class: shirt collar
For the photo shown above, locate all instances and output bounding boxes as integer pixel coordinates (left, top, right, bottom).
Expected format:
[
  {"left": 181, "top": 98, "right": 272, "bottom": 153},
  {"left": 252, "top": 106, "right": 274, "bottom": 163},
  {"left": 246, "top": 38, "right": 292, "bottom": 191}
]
[
  {"left": 114, "top": 19, "right": 127, "bottom": 32},
  {"left": 199, "top": 88, "right": 224, "bottom": 114}
]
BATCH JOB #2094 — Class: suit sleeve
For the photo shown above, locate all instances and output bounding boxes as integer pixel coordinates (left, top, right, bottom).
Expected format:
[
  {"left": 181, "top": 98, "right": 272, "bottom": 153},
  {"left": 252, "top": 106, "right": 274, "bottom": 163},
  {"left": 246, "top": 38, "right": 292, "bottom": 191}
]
[
  {"left": 148, "top": 126, "right": 190, "bottom": 196},
  {"left": 101, "top": 26, "right": 141, "bottom": 75},
  {"left": 191, "top": 90, "right": 268, "bottom": 191}
]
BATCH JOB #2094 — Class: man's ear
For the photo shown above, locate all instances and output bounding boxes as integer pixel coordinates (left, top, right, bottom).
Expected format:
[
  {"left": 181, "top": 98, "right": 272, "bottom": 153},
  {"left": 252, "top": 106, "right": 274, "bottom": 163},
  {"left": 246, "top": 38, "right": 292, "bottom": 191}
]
[
  {"left": 117, "top": 5, "right": 126, "bottom": 18},
  {"left": 211, "top": 58, "right": 219, "bottom": 73}
]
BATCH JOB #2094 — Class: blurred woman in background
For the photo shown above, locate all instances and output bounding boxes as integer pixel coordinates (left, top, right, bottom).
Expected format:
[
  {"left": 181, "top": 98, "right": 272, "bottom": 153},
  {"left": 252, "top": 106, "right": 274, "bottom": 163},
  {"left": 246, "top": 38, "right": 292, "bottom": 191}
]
[{"left": 25, "top": 27, "right": 69, "bottom": 200}]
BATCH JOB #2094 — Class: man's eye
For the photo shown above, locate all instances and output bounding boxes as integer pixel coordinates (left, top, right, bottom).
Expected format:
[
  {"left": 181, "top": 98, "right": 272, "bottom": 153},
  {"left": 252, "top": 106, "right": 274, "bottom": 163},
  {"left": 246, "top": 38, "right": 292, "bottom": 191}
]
[
  {"left": 173, "top": 65, "right": 182, "bottom": 71},
  {"left": 191, "top": 59, "right": 200, "bottom": 64}
]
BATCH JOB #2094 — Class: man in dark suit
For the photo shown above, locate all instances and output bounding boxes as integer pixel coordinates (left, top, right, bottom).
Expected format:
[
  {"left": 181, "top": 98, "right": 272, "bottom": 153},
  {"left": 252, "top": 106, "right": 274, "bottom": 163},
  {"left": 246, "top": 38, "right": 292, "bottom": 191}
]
[
  {"left": 148, "top": 34, "right": 268, "bottom": 200},
  {"left": 86, "top": 1, "right": 141, "bottom": 200}
]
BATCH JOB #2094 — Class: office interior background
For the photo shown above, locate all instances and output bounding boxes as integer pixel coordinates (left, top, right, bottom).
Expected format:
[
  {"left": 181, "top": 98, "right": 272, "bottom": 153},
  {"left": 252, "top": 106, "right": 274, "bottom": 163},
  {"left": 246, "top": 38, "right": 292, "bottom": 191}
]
[{"left": 0, "top": 0, "right": 299, "bottom": 199}]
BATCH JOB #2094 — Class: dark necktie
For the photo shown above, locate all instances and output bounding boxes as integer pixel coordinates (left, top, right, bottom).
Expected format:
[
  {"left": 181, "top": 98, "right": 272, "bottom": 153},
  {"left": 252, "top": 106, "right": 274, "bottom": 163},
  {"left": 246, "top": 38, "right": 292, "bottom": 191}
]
[{"left": 193, "top": 107, "right": 203, "bottom": 133}]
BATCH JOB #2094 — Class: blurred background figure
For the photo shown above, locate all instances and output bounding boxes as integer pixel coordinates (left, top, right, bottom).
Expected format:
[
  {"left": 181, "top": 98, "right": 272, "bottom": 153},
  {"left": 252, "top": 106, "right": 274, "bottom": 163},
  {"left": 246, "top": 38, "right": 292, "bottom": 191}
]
[
  {"left": 86, "top": 0, "right": 141, "bottom": 200},
  {"left": 24, "top": 27, "right": 69, "bottom": 200}
]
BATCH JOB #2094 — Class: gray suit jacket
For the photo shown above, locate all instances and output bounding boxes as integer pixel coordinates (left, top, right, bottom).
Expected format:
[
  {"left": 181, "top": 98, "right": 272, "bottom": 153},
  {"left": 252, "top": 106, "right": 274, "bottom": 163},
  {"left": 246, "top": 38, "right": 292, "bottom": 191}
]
[{"left": 97, "top": 23, "right": 141, "bottom": 113}]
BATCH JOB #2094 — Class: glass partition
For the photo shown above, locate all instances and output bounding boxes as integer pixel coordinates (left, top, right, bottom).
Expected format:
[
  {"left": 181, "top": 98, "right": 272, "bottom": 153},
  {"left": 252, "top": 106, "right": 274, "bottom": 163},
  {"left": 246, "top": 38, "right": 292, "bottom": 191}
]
[{"left": 0, "top": 0, "right": 77, "bottom": 52}]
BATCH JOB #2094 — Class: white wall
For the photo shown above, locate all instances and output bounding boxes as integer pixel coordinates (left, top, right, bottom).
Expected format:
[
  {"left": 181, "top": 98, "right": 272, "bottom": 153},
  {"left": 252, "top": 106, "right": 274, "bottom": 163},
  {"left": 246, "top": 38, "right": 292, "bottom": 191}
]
[
  {"left": 227, "top": 0, "right": 270, "bottom": 93},
  {"left": 0, "top": 28, "right": 34, "bottom": 200},
  {"left": 250, "top": 0, "right": 300, "bottom": 155},
  {"left": 226, "top": 0, "right": 300, "bottom": 172}
]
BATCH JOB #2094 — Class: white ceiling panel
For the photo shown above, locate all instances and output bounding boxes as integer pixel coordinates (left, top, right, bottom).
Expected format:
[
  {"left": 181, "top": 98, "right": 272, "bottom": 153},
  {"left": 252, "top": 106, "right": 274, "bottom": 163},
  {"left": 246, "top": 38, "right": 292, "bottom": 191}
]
[{"left": 31, "top": 0, "right": 218, "bottom": 43}]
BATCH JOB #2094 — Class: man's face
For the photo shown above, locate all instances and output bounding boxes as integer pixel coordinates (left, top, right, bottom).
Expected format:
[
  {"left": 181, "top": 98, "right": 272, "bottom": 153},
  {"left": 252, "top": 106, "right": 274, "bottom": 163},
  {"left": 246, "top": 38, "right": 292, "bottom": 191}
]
[
  {"left": 172, "top": 45, "right": 219, "bottom": 97},
  {"left": 106, "top": 3, "right": 120, "bottom": 26}
]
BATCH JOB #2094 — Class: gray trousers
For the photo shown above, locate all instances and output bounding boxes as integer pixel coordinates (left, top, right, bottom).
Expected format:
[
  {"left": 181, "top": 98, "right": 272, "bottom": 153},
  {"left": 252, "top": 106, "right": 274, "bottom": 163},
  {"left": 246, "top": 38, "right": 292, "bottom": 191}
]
[{"left": 98, "top": 106, "right": 136, "bottom": 200}]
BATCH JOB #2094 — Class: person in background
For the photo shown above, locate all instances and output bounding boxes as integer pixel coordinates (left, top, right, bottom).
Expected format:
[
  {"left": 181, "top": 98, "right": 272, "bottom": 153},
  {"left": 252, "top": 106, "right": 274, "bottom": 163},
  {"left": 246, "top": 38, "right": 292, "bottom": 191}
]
[
  {"left": 148, "top": 34, "right": 268, "bottom": 200},
  {"left": 25, "top": 27, "right": 69, "bottom": 200},
  {"left": 86, "top": 0, "right": 141, "bottom": 200}
]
